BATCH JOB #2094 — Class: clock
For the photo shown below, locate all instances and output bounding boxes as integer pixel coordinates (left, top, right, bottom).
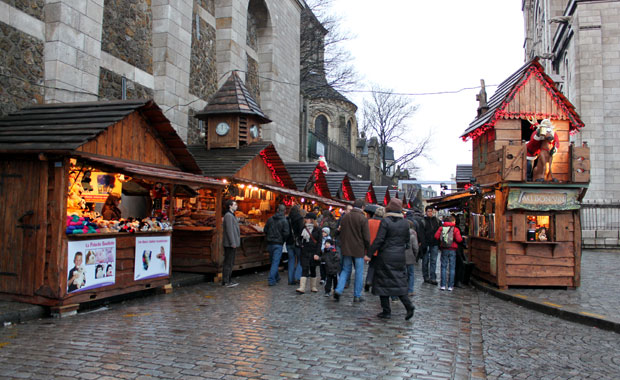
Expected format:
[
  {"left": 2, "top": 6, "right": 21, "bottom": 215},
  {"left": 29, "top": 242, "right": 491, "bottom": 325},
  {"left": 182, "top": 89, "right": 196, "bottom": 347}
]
[
  {"left": 215, "top": 122, "right": 230, "bottom": 136},
  {"left": 250, "top": 125, "right": 259, "bottom": 138}
]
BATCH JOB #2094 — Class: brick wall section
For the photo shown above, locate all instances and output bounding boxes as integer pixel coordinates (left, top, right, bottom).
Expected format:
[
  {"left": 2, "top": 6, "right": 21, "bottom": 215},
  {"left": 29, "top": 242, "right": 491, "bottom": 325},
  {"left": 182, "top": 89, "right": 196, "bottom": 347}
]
[
  {"left": 189, "top": 15, "right": 217, "bottom": 100},
  {"left": 245, "top": 54, "right": 260, "bottom": 104},
  {"left": 98, "top": 67, "right": 154, "bottom": 101},
  {"left": 102, "top": 0, "right": 152, "bottom": 74},
  {"left": 1, "top": 0, "right": 44, "bottom": 21},
  {"left": 0, "top": 23, "right": 44, "bottom": 115}
]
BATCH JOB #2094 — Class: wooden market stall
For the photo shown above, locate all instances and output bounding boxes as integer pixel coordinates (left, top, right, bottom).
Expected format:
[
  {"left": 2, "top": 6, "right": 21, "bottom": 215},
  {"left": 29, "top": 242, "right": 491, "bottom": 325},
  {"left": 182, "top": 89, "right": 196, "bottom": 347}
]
[
  {"left": 373, "top": 186, "right": 389, "bottom": 206},
  {"left": 0, "top": 99, "right": 225, "bottom": 312},
  {"left": 434, "top": 57, "right": 590, "bottom": 289},
  {"left": 349, "top": 180, "right": 377, "bottom": 204}
]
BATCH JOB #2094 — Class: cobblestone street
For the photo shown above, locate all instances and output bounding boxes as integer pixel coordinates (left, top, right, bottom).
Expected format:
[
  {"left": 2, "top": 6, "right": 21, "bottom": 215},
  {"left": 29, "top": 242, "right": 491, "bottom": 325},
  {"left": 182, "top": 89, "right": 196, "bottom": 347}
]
[{"left": 0, "top": 266, "right": 618, "bottom": 380}]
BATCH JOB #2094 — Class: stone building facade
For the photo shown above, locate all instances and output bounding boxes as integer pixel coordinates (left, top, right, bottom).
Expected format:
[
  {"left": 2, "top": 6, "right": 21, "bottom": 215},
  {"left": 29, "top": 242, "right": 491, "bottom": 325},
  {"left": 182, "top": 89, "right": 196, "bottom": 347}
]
[
  {"left": 523, "top": 0, "right": 620, "bottom": 203},
  {"left": 0, "top": 0, "right": 303, "bottom": 161}
]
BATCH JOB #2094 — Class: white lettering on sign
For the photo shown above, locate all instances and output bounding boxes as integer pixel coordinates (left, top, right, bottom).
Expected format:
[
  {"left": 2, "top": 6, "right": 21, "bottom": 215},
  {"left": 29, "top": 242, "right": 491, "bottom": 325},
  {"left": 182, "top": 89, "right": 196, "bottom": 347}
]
[{"left": 519, "top": 192, "right": 567, "bottom": 205}]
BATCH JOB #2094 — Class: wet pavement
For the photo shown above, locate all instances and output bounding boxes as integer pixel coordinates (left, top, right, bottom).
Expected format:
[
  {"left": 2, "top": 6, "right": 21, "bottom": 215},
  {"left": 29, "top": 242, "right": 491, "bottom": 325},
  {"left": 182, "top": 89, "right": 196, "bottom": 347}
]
[{"left": 0, "top": 257, "right": 618, "bottom": 379}]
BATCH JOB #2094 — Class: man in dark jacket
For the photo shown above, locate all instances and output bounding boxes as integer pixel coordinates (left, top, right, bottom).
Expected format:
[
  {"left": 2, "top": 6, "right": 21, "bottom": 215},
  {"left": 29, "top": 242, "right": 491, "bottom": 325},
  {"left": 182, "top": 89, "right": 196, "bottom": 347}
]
[
  {"left": 422, "top": 205, "right": 441, "bottom": 285},
  {"left": 222, "top": 199, "right": 240, "bottom": 287},
  {"left": 333, "top": 198, "right": 370, "bottom": 302},
  {"left": 264, "top": 204, "right": 290, "bottom": 286}
]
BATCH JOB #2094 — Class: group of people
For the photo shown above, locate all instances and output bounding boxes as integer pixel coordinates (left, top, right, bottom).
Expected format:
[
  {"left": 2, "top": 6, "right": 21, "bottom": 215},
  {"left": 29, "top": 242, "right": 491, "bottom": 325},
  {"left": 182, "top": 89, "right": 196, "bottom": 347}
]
[{"left": 221, "top": 197, "right": 465, "bottom": 320}]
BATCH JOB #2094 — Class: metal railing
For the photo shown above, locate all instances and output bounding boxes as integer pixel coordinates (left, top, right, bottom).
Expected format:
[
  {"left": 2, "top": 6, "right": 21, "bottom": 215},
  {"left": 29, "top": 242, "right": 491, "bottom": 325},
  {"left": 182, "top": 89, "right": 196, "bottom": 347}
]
[
  {"left": 580, "top": 201, "right": 620, "bottom": 230},
  {"left": 308, "top": 131, "right": 370, "bottom": 179}
]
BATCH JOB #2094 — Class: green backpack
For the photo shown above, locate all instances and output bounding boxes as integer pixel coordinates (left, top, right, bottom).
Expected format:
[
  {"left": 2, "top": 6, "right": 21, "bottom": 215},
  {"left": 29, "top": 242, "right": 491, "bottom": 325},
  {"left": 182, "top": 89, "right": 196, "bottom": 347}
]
[{"left": 439, "top": 226, "right": 454, "bottom": 248}]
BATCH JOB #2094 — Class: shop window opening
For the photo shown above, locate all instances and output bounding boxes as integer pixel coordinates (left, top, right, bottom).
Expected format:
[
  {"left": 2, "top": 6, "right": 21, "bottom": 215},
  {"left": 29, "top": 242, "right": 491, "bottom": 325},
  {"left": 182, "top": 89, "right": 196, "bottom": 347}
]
[{"left": 527, "top": 215, "right": 550, "bottom": 242}]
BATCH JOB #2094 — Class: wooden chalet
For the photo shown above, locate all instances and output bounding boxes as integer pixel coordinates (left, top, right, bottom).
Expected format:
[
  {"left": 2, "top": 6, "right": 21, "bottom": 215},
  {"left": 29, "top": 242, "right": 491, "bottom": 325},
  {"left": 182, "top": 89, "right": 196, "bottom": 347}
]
[
  {"left": 0, "top": 99, "right": 225, "bottom": 311},
  {"left": 324, "top": 172, "right": 355, "bottom": 203},
  {"left": 432, "top": 58, "right": 590, "bottom": 289},
  {"left": 349, "top": 180, "right": 376, "bottom": 204},
  {"left": 373, "top": 186, "right": 389, "bottom": 206},
  {"left": 284, "top": 162, "right": 332, "bottom": 200}
]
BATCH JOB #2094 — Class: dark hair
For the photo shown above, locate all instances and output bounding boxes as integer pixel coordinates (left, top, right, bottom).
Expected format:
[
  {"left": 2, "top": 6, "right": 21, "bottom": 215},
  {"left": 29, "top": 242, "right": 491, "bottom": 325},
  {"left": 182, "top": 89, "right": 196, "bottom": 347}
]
[
  {"left": 277, "top": 204, "right": 286, "bottom": 213},
  {"left": 425, "top": 205, "right": 434, "bottom": 211},
  {"left": 445, "top": 215, "right": 455, "bottom": 222},
  {"left": 106, "top": 264, "right": 113, "bottom": 271},
  {"left": 224, "top": 199, "right": 235, "bottom": 210},
  {"left": 353, "top": 198, "right": 365, "bottom": 208},
  {"left": 74, "top": 251, "right": 83, "bottom": 258},
  {"left": 103, "top": 194, "right": 121, "bottom": 207}
]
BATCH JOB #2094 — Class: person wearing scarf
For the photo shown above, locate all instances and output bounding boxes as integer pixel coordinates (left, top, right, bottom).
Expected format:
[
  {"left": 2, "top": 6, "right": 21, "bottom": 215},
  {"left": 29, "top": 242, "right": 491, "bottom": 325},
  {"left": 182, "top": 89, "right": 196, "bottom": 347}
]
[
  {"left": 296, "top": 212, "right": 322, "bottom": 293},
  {"left": 365, "top": 199, "right": 415, "bottom": 320}
]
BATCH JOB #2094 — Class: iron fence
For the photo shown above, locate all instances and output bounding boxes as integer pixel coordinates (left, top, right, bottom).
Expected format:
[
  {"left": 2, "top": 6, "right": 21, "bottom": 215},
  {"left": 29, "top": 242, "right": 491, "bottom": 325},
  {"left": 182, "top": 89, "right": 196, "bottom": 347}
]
[{"left": 580, "top": 201, "right": 620, "bottom": 230}]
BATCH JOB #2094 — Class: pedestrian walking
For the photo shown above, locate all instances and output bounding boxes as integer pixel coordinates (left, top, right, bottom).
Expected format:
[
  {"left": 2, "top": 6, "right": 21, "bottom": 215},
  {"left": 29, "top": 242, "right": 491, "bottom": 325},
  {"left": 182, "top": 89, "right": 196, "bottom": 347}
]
[
  {"left": 222, "top": 199, "right": 240, "bottom": 287},
  {"left": 319, "top": 227, "right": 331, "bottom": 285},
  {"left": 434, "top": 215, "right": 463, "bottom": 291},
  {"left": 264, "top": 204, "right": 290, "bottom": 286},
  {"left": 364, "top": 199, "right": 415, "bottom": 320},
  {"left": 364, "top": 206, "right": 385, "bottom": 292},
  {"left": 333, "top": 199, "right": 370, "bottom": 302},
  {"left": 296, "top": 212, "right": 322, "bottom": 294},
  {"left": 286, "top": 205, "right": 304, "bottom": 285},
  {"left": 321, "top": 238, "right": 340, "bottom": 296},
  {"left": 422, "top": 206, "right": 441, "bottom": 285}
]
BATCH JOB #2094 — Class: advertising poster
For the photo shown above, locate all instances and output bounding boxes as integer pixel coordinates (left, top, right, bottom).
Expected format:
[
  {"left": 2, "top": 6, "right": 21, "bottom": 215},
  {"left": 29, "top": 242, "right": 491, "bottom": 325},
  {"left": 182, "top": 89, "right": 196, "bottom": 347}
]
[
  {"left": 134, "top": 236, "right": 171, "bottom": 280},
  {"left": 78, "top": 171, "right": 123, "bottom": 203},
  {"left": 67, "top": 238, "right": 116, "bottom": 294}
]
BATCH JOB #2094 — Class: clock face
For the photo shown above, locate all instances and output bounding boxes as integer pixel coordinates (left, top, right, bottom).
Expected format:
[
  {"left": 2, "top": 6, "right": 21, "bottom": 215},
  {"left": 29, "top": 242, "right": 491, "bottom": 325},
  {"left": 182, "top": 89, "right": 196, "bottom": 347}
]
[
  {"left": 250, "top": 125, "right": 259, "bottom": 138},
  {"left": 215, "top": 122, "right": 230, "bottom": 136}
]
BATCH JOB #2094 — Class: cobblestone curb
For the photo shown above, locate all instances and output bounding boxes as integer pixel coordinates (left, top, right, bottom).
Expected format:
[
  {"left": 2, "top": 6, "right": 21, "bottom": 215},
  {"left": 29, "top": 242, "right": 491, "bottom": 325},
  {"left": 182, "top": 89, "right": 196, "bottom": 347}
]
[{"left": 472, "top": 279, "right": 620, "bottom": 334}]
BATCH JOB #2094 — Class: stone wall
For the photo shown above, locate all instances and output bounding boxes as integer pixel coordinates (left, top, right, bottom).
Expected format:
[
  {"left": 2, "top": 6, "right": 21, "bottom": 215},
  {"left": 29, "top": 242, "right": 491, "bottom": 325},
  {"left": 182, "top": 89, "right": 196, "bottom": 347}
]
[
  {"left": 98, "top": 67, "right": 153, "bottom": 101},
  {"left": 102, "top": 0, "right": 152, "bottom": 74},
  {"left": 246, "top": 10, "right": 258, "bottom": 51},
  {"left": 245, "top": 54, "right": 260, "bottom": 104},
  {"left": 198, "top": 0, "right": 214, "bottom": 16},
  {"left": 1, "top": 0, "right": 44, "bottom": 21},
  {"left": 190, "top": 15, "right": 217, "bottom": 100},
  {"left": 0, "top": 23, "right": 44, "bottom": 116},
  {"left": 187, "top": 109, "right": 203, "bottom": 145}
]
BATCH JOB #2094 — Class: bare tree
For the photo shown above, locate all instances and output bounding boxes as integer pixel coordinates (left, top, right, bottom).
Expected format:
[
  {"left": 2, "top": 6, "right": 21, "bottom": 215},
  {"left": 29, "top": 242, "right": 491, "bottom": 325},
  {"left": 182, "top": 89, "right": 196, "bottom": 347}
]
[
  {"left": 362, "top": 85, "right": 430, "bottom": 176},
  {"left": 300, "top": 0, "right": 359, "bottom": 96}
]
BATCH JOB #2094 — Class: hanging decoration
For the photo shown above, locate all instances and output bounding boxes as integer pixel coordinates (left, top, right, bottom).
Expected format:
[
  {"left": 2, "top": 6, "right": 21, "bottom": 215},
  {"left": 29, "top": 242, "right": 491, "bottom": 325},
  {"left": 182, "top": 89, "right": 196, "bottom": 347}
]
[
  {"left": 259, "top": 150, "right": 286, "bottom": 187},
  {"left": 462, "top": 65, "right": 585, "bottom": 142}
]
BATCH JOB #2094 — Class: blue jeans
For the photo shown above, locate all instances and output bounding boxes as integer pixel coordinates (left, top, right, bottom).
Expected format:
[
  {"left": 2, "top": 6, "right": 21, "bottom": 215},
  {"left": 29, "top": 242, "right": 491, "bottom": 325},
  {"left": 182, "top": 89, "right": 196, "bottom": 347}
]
[
  {"left": 286, "top": 244, "right": 302, "bottom": 284},
  {"left": 406, "top": 264, "right": 415, "bottom": 294},
  {"left": 440, "top": 250, "right": 456, "bottom": 288},
  {"left": 423, "top": 245, "right": 439, "bottom": 281},
  {"left": 335, "top": 256, "right": 364, "bottom": 298},
  {"left": 267, "top": 244, "right": 283, "bottom": 285}
]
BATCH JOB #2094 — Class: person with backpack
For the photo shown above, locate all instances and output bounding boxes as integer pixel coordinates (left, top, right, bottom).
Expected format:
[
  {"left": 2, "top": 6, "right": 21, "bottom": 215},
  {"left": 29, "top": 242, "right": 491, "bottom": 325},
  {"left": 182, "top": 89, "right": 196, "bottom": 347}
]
[{"left": 434, "top": 215, "right": 463, "bottom": 291}]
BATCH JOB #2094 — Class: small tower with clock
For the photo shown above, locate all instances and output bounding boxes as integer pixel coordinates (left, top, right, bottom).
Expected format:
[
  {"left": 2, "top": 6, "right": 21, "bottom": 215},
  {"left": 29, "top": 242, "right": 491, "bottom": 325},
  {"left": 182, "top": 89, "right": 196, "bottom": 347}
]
[{"left": 196, "top": 71, "right": 271, "bottom": 149}]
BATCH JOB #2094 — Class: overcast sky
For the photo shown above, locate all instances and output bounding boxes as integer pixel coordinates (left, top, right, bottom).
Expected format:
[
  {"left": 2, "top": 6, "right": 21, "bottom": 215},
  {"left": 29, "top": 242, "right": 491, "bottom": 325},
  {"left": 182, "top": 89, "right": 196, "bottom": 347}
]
[{"left": 329, "top": 0, "right": 525, "bottom": 185}]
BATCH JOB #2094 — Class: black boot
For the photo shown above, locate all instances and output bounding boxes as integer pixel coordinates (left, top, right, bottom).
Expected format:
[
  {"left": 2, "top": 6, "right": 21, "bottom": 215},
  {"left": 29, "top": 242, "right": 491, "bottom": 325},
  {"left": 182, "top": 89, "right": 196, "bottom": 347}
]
[
  {"left": 400, "top": 295, "right": 415, "bottom": 320},
  {"left": 378, "top": 296, "right": 391, "bottom": 319}
]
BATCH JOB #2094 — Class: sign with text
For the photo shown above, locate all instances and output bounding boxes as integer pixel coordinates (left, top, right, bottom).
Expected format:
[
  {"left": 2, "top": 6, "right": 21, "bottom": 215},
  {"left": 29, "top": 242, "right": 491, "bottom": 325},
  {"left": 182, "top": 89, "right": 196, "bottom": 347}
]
[
  {"left": 134, "top": 236, "right": 171, "bottom": 281},
  {"left": 507, "top": 188, "right": 580, "bottom": 211},
  {"left": 67, "top": 238, "right": 116, "bottom": 294}
]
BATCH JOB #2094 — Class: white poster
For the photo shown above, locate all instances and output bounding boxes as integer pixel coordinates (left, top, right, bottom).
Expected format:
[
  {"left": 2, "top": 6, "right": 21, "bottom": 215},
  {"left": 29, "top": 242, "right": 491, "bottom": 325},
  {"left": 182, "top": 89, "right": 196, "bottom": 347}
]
[
  {"left": 67, "top": 238, "right": 116, "bottom": 294},
  {"left": 134, "top": 236, "right": 171, "bottom": 280}
]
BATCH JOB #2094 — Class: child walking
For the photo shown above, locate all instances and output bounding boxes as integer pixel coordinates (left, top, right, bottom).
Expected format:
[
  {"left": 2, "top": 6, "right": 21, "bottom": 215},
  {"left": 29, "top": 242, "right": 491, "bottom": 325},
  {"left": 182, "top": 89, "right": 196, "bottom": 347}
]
[{"left": 321, "top": 239, "right": 340, "bottom": 296}]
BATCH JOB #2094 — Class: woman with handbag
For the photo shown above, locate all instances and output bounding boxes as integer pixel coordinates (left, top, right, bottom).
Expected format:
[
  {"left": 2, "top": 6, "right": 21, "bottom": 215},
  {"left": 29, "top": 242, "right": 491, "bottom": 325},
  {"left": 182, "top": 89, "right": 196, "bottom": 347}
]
[{"left": 296, "top": 212, "right": 322, "bottom": 294}]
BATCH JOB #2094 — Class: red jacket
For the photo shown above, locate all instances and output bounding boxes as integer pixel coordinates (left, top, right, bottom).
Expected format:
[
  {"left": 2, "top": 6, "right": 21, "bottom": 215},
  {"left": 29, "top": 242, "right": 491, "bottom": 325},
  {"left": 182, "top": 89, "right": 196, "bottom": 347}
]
[{"left": 434, "top": 221, "right": 463, "bottom": 250}]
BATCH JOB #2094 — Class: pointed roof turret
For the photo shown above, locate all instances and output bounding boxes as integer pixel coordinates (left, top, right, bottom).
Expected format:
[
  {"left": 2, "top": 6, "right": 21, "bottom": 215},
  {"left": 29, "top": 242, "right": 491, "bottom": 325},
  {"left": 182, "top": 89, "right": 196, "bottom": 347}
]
[{"left": 196, "top": 71, "right": 272, "bottom": 124}]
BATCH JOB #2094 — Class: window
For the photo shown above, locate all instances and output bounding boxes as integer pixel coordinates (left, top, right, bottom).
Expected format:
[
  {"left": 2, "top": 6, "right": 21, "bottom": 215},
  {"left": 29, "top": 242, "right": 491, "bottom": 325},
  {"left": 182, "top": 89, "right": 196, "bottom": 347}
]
[
  {"left": 527, "top": 215, "right": 550, "bottom": 242},
  {"left": 315, "top": 115, "right": 328, "bottom": 138}
]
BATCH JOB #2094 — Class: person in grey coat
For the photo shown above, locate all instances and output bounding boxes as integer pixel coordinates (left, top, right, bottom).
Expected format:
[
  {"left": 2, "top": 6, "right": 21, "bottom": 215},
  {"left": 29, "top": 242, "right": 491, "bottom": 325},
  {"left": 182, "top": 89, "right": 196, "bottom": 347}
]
[
  {"left": 222, "top": 199, "right": 240, "bottom": 287},
  {"left": 365, "top": 199, "right": 415, "bottom": 320}
]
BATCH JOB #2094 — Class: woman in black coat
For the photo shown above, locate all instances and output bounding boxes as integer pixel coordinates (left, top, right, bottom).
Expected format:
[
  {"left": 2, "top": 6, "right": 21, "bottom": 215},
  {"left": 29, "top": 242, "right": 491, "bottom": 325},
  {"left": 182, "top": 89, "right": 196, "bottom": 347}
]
[{"left": 365, "top": 199, "right": 415, "bottom": 320}]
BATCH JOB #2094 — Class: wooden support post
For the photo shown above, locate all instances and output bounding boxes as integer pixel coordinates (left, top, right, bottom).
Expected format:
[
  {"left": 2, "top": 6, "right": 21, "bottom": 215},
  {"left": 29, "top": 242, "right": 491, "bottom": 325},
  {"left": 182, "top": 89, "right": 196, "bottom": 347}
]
[
  {"left": 50, "top": 304, "right": 79, "bottom": 318},
  {"left": 495, "top": 188, "right": 507, "bottom": 289}
]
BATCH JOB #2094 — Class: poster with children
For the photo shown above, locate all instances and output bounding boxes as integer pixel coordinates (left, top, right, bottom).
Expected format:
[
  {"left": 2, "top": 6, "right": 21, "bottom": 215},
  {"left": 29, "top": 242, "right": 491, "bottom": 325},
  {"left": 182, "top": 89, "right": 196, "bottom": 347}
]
[
  {"left": 67, "top": 238, "right": 116, "bottom": 294},
  {"left": 134, "top": 236, "right": 170, "bottom": 280}
]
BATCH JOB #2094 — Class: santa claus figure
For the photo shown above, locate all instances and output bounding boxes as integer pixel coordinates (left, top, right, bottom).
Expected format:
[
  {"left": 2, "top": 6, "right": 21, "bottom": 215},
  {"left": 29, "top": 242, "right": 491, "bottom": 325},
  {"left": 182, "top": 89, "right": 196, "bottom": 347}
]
[{"left": 526, "top": 118, "right": 559, "bottom": 182}]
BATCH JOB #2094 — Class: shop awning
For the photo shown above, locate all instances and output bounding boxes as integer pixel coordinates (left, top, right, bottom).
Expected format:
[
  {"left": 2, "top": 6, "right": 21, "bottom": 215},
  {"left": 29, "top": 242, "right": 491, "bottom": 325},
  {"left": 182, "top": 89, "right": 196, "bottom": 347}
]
[
  {"left": 74, "top": 153, "right": 225, "bottom": 188},
  {"left": 324, "top": 172, "right": 355, "bottom": 201},
  {"left": 234, "top": 178, "right": 348, "bottom": 209},
  {"left": 284, "top": 162, "right": 331, "bottom": 198},
  {"left": 373, "top": 186, "right": 389, "bottom": 206},
  {"left": 427, "top": 190, "right": 478, "bottom": 210}
]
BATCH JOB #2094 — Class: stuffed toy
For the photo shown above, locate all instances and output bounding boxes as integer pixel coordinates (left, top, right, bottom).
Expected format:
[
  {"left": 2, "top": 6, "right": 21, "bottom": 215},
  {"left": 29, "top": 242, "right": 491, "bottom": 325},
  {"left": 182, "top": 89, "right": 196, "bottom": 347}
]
[{"left": 526, "top": 117, "right": 560, "bottom": 182}]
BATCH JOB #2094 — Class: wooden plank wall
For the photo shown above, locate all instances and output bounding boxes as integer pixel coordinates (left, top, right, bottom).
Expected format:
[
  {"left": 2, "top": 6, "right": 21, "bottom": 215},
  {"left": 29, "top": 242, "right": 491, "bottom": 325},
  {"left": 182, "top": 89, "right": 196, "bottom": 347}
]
[
  {"left": 470, "top": 238, "right": 496, "bottom": 282},
  {"left": 61, "top": 232, "right": 171, "bottom": 305},
  {"left": 502, "top": 212, "right": 576, "bottom": 287},
  {"left": 235, "top": 155, "right": 278, "bottom": 186},
  {"left": 77, "top": 113, "right": 178, "bottom": 168},
  {"left": 236, "top": 236, "right": 270, "bottom": 269},
  {"left": 504, "top": 73, "right": 568, "bottom": 118},
  {"left": 171, "top": 230, "right": 217, "bottom": 273}
]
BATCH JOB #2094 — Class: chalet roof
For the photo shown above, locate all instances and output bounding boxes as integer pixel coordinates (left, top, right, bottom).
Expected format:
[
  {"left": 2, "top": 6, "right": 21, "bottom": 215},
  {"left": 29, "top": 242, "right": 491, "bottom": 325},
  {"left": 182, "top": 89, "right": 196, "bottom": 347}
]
[
  {"left": 349, "top": 180, "right": 372, "bottom": 200},
  {"left": 324, "top": 172, "right": 355, "bottom": 201},
  {"left": 373, "top": 186, "right": 388, "bottom": 206},
  {"left": 462, "top": 57, "right": 584, "bottom": 141},
  {"left": 456, "top": 165, "right": 473, "bottom": 183},
  {"left": 0, "top": 99, "right": 202, "bottom": 173},
  {"left": 188, "top": 142, "right": 295, "bottom": 189},
  {"left": 285, "top": 162, "right": 331, "bottom": 198},
  {"left": 388, "top": 189, "right": 398, "bottom": 201},
  {"left": 196, "top": 71, "right": 272, "bottom": 124}
]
